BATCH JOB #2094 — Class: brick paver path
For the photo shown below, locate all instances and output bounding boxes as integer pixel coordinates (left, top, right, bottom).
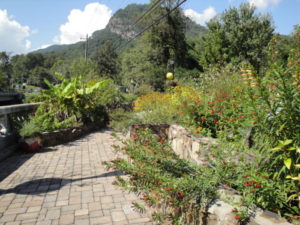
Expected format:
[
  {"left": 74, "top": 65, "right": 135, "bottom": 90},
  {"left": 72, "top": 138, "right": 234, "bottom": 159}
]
[{"left": 0, "top": 130, "right": 153, "bottom": 225}]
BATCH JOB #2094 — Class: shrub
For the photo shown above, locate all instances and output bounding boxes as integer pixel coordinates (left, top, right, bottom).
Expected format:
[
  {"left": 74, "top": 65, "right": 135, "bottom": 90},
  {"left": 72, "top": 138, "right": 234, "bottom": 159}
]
[
  {"left": 105, "top": 130, "right": 220, "bottom": 224},
  {"left": 20, "top": 75, "right": 115, "bottom": 136}
]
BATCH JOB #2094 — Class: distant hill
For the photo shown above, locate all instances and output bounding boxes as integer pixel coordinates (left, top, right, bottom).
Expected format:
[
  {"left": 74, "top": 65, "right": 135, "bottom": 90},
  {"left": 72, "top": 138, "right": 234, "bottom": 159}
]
[{"left": 33, "top": 4, "right": 207, "bottom": 58}]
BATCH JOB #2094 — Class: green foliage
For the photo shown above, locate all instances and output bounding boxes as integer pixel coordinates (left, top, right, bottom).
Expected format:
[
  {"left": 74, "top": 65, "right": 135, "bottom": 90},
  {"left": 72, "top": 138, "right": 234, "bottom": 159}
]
[
  {"left": 63, "top": 58, "right": 98, "bottom": 80},
  {"left": 120, "top": 40, "right": 167, "bottom": 91},
  {"left": 0, "top": 70, "right": 7, "bottom": 91},
  {"left": 145, "top": 0, "right": 188, "bottom": 67},
  {"left": 108, "top": 29, "right": 300, "bottom": 221},
  {"left": 20, "top": 75, "right": 115, "bottom": 136},
  {"left": 247, "top": 27, "right": 300, "bottom": 208},
  {"left": 10, "top": 53, "right": 57, "bottom": 89},
  {"left": 105, "top": 130, "right": 219, "bottom": 224},
  {"left": 0, "top": 51, "right": 12, "bottom": 90},
  {"left": 91, "top": 41, "right": 119, "bottom": 81},
  {"left": 19, "top": 119, "right": 42, "bottom": 137},
  {"left": 199, "top": 3, "right": 274, "bottom": 71}
]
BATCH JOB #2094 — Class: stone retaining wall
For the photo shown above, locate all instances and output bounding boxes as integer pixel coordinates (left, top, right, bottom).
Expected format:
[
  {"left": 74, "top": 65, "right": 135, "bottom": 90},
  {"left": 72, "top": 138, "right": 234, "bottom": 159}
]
[
  {"left": 39, "top": 124, "right": 98, "bottom": 147},
  {"left": 129, "top": 124, "right": 291, "bottom": 225}
]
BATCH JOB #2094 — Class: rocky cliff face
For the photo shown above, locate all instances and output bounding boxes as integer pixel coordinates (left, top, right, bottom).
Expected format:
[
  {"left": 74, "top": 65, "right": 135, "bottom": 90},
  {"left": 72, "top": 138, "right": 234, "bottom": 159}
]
[
  {"left": 33, "top": 3, "right": 207, "bottom": 56},
  {"left": 106, "top": 17, "right": 136, "bottom": 40}
]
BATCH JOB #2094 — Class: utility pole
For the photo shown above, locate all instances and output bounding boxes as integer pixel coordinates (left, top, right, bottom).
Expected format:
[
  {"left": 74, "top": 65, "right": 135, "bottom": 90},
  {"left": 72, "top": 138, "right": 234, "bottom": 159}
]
[{"left": 81, "top": 34, "right": 89, "bottom": 61}]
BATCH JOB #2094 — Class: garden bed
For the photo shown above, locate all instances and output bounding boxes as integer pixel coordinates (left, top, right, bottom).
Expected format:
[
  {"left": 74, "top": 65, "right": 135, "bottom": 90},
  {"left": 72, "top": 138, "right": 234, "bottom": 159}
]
[
  {"left": 39, "top": 123, "right": 99, "bottom": 147},
  {"left": 20, "top": 123, "right": 99, "bottom": 152},
  {"left": 125, "top": 124, "right": 292, "bottom": 225}
]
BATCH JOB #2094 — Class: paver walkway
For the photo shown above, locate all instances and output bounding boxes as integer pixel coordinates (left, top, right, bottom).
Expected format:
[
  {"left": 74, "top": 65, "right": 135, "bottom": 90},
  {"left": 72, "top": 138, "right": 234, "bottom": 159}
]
[{"left": 0, "top": 130, "right": 153, "bottom": 225}]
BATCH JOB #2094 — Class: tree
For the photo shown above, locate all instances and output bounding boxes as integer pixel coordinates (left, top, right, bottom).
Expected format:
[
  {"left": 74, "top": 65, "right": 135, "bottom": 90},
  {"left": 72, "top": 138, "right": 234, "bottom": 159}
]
[
  {"left": 92, "top": 41, "right": 119, "bottom": 81},
  {"left": 0, "top": 52, "right": 12, "bottom": 90},
  {"left": 119, "top": 0, "right": 191, "bottom": 90},
  {"left": 30, "top": 67, "right": 56, "bottom": 89},
  {"left": 120, "top": 40, "right": 166, "bottom": 91},
  {"left": 145, "top": 0, "right": 188, "bottom": 67},
  {"left": 199, "top": 3, "right": 274, "bottom": 71}
]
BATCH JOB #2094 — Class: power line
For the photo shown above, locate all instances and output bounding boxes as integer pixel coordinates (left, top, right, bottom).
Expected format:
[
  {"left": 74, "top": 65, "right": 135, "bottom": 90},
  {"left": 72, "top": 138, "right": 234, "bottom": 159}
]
[
  {"left": 112, "top": 0, "right": 165, "bottom": 50},
  {"left": 115, "top": 0, "right": 188, "bottom": 52},
  {"left": 129, "top": 0, "right": 165, "bottom": 31}
]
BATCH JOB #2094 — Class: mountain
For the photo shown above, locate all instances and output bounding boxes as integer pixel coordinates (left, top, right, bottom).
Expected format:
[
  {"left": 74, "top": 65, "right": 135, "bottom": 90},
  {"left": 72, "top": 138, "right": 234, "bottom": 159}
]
[{"left": 33, "top": 4, "right": 207, "bottom": 58}]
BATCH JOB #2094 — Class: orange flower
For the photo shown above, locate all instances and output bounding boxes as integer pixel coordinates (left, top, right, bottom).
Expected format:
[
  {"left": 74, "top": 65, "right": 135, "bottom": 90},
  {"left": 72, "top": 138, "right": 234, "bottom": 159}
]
[
  {"left": 164, "top": 186, "right": 173, "bottom": 191},
  {"left": 269, "top": 84, "right": 276, "bottom": 90}
]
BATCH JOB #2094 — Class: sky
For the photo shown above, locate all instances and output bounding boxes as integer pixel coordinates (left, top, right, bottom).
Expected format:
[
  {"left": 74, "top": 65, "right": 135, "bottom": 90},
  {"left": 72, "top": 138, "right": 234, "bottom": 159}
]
[{"left": 0, "top": 0, "right": 299, "bottom": 54}]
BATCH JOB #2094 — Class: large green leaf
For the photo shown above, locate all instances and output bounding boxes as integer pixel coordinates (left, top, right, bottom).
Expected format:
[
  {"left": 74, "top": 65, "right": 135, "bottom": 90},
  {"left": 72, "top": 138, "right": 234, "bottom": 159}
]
[
  {"left": 284, "top": 158, "right": 292, "bottom": 169},
  {"left": 43, "top": 79, "right": 53, "bottom": 89},
  {"left": 61, "top": 83, "right": 73, "bottom": 97},
  {"left": 78, "top": 80, "right": 109, "bottom": 95}
]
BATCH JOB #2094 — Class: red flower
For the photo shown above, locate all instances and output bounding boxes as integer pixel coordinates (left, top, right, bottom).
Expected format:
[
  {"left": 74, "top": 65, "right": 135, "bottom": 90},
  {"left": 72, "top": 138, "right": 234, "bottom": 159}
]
[
  {"left": 214, "top": 120, "right": 219, "bottom": 124},
  {"left": 156, "top": 180, "right": 162, "bottom": 185},
  {"left": 201, "top": 116, "right": 205, "bottom": 122},
  {"left": 244, "top": 182, "right": 252, "bottom": 187},
  {"left": 178, "top": 192, "right": 185, "bottom": 197},
  {"left": 235, "top": 215, "right": 241, "bottom": 220},
  {"left": 254, "top": 184, "right": 262, "bottom": 188}
]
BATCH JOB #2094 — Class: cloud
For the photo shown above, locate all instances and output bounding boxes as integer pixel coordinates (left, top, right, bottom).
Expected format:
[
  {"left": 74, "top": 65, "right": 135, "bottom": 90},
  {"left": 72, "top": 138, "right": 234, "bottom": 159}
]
[
  {"left": 248, "top": 0, "right": 282, "bottom": 10},
  {"left": 0, "top": 9, "right": 32, "bottom": 53},
  {"left": 56, "top": 2, "right": 112, "bottom": 44},
  {"left": 40, "top": 44, "right": 51, "bottom": 49},
  {"left": 184, "top": 7, "right": 217, "bottom": 26},
  {"left": 25, "top": 40, "right": 31, "bottom": 49}
]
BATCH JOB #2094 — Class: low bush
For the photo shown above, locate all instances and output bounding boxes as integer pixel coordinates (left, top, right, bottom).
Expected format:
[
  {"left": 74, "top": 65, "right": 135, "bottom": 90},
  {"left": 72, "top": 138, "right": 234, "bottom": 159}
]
[{"left": 105, "top": 130, "right": 220, "bottom": 224}]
